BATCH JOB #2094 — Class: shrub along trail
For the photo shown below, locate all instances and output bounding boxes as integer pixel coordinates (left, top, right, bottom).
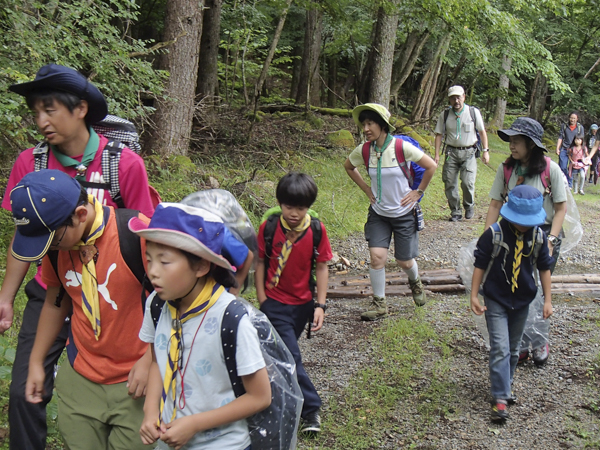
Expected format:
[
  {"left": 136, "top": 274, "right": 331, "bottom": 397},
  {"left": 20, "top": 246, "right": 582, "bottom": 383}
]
[{"left": 298, "top": 191, "right": 600, "bottom": 449}]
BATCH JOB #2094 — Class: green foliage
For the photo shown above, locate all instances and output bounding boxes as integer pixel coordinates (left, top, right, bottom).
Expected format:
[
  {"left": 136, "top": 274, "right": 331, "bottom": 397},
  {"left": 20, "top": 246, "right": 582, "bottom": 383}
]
[{"left": 0, "top": 0, "right": 165, "bottom": 157}]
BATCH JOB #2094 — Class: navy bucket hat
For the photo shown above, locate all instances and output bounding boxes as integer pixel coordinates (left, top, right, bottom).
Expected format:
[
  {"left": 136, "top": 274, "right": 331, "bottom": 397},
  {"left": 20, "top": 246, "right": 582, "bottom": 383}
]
[
  {"left": 9, "top": 64, "right": 108, "bottom": 124},
  {"left": 500, "top": 185, "right": 546, "bottom": 227},
  {"left": 498, "top": 117, "right": 547, "bottom": 152}
]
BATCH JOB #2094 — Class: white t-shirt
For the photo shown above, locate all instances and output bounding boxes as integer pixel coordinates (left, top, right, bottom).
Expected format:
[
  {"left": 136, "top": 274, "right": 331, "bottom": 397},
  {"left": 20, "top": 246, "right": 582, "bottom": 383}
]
[
  {"left": 434, "top": 105, "right": 485, "bottom": 147},
  {"left": 348, "top": 137, "right": 424, "bottom": 218},
  {"left": 488, "top": 159, "right": 567, "bottom": 225},
  {"left": 139, "top": 290, "right": 265, "bottom": 450}
]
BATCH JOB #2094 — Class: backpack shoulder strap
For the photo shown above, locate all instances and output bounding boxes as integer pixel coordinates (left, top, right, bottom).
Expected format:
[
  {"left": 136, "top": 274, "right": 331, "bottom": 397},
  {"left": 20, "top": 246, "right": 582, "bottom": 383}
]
[
  {"left": 47, "top": 250, "right": 67, "bottom": 307},
  {"left": 394, "top": 138, "right": 414, "bottom": 186},
  {"left": 221, "top": 299, "right": 248, "bottom": 398},
  {"left": 361, "top": 141, "right": 371, "bottom": 169},
  {"left": 309, "top": 216, "right": 322, "bottom": 297},
  {"left": 482, "top": 222, "right": 509, "bottom": 284},
  {"left": 531, "top": 226, "right": 544, "bottom": 266},
  {"left": 541, "top": 156, "right": 552, "bottom": 192},
  {"left": 443, "top": 108, "right": 450, "bottom": 134},
  {"left": 33, "top": 142, "right": 50, "bottom": 172},
  {"left": 103, "top": 141, "right": 125, "bottom": 209},
  {"left": 263, "top": 213, "right": 281, "bottom": 260}
]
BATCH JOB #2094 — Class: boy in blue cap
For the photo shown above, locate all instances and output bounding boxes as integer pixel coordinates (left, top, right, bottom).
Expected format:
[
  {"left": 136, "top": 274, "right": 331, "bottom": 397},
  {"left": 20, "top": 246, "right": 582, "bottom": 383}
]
[
  {"left": 470, "top": 185, "right": 554, "bottom": 422},
  {"left": 11, "top": 170, "right": 152, "bottom": 449},
  {"left": 1, "top": 64, "right": 155, "bottom": 450}
]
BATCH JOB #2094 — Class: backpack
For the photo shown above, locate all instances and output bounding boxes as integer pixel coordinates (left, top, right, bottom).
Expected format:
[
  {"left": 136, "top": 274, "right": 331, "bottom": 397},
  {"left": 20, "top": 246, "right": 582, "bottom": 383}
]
[
  {"left": 33, "top": 115, "right": 161, "bottom": 209},
  {"left": 502, "top": 156, "right": 552, "bottom": 199},
  {"left": 261, "top": 206, "right": 322, "bottom": 299},
  {"left": 443, "top": 106, "right": 483, "bottom": 154},
  {"left": 148, "top": 295, "right": 303, "bottom": 450},
  {"left": 361, "top": 135, "right": 424, "bottom": 190},
  {"left": 560, "top": 122, "right": 584, "bottom": 144},
  {"left": 48, "top": 207, "right": 153, "bottom": 309}
]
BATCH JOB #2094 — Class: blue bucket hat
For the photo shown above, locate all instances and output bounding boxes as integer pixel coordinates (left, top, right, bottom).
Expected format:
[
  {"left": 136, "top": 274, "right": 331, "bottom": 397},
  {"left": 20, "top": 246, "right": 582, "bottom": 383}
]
[
  {"left": 500, "top": 185, "right": 546, "bottom": 227},
  {"left": 498, "top": 117, "right": 547, "bottom": 152},
  {"left": 129, "top": 203, "right": 233, "bottom": 271},
  {"left": 10, "top": 170, "right": 83, "bottom": 262},
  {"left": 9, "top": 64, "right": 108, "bottom": 124},
  {"left": 591, "top": 124, "right": 599, "bottom": 131}
]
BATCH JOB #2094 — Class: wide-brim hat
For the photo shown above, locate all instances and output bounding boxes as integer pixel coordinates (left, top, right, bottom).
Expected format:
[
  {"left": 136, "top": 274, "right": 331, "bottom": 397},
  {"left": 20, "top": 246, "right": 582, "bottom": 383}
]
[
  {"left": 352, "top": 103, "right": 396, "bottom": 132},
  {"left": 128, "top": 203, "right": 234, "bottom": 271},
  {"left": 10, "top": 170, "right": 82, "bottom": 262},
  {"left": 498, "top": 117, "right": 547, "bottom": 152},
  {"left": 500, "top": 185, "right": 546, "bottom": 227},
  {"left": 9, "top": 64, "right": 108, "bottom": 124}
]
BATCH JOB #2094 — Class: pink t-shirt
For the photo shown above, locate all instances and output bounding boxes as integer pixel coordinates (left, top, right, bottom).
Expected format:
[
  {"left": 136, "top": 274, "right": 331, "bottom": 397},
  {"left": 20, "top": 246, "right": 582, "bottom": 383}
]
[
  {"left": 258, "top": 219, "right": 333, "bottom": 305},
  {"left": 568, "top": 145, "right": 587, "bottom": 170},
  {"left": 2, "top": 133, "right": 155, "bottom": 286}
]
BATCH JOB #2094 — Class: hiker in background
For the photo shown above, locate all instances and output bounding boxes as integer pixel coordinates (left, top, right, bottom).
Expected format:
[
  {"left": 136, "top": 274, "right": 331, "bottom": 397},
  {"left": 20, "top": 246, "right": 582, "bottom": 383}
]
[
  {"left": 0, "top": 64, "right": 155, "bottom": 450},
  {"left": 484, "top": 117, "right": 566, "bottom": 366},
  {"left": 255, "top": 172, "right": 333, "bottom": 434},
  {"left": 555, "top": 111, "right": 584, "bottom": 187},
  {"left": 434, "top": 85, "right": 489, "bottom": 221},
  {"left": 135, "top": 204, "right": 271, "bottom": 449},
  {"left": 471, "top": 185, "right": 553, "bottom": 423},
  {"left": 567, "top": 134, "right": 588, "bottom": 195},
  {"left": 344, "top": 103, "right": 436, "bottom": 320},
  {"left": 586, "top": 126, "right": 600, "bottom": 185}
]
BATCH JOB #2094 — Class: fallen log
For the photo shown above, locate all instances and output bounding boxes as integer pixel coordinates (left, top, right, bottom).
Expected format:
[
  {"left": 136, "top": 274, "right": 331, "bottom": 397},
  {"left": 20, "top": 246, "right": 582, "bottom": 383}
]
[{"left": 327, "top": 283, "right": 465, "bottom": 298}]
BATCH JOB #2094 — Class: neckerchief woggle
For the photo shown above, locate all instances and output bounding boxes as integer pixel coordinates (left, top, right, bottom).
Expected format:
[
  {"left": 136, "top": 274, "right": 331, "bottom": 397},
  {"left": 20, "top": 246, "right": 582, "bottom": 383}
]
[{"left": 51, "top": 128, "right": 99, "bottom": 181}]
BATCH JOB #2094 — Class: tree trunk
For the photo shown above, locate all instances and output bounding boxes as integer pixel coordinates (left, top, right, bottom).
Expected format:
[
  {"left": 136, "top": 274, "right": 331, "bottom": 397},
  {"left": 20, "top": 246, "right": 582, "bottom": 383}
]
[
  {"left": 390, "top": 29, "right": 430, "bottom": 99},
  {"left": 327, "top": 56, "right": 337, "bottom": 107},
  {"left": 196, "top": 0, "right": 221, "bottom": 101},
  {"left": 295, "top": 6, "right": 323, "bottom": 107},
  {"left": 411, "top": 33, "right": 451, "bottom": 122},
  {"left": 361, "top": 4, "right": 399, "bottom": 108},
  {"left": 491, "top": 54, "right": 512, "bottom": 128},
  {"left": 528, "top": 70, "right": 548, "bottom": 122},
  {"left": 289, "top": 45, "right": 303, "bottom": 100},
  {"left": 151, "top": 0, "right": 203, "bottom": 156}
]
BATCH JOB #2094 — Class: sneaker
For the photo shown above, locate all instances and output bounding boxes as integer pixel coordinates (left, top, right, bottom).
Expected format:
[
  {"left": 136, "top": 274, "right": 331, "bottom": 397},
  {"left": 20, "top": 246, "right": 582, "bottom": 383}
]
[
  {"left": 361, "top": 296, "right": 387, "bottom": 321},
  {"left": 491, "top": 400, "right": 509, "bottom": 422},
  {"left": 465, "top": 209, "right": 474, "bottom": 220},
  {"left": 579, "top": 189, "right": 585, "bottom": 195},
  {"left": 507, "top": 392, "right": 517, "bottom": 405},
  {"left": 518, "top": 349, "right": 529, "bottom": 364},
  {"left": 449, "top": 215, "right": 462, "bottom": 222},
  {"left": 300, "top": 410, "right": 321, "bottom": 434},
  {"left": 409, "top": 278, "right": 426, "bottom": 306},
  {"left": 532, "top": 343, "right": 549, "bottom": 366}
]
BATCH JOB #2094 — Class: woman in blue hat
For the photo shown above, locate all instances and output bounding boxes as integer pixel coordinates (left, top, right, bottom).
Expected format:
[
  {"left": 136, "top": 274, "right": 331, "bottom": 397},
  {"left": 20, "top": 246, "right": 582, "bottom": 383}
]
[
  {"left": 472, "top": 185, "right": 554, "bottom": 422},
  {"left": 484, "top": 117, "right": 567, "bottom": 366}
]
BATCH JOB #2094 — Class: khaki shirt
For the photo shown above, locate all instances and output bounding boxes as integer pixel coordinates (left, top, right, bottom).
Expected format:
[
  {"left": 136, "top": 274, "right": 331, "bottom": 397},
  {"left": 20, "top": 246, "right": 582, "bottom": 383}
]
[{"left": 434, "top": 105, "right": 485, "bottom": 147}]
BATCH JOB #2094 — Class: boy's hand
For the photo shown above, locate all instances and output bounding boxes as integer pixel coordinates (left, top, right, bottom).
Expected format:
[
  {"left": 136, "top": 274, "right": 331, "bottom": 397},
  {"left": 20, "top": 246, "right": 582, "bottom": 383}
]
[
  {"left": 470, "top": 296, "right": 486, "bottom": 315},
  {"left": 160, "top": 415, "right": 198, "bottom": 450},
  {"left": 311, "top": 307, "right": 325, "bottom": 332},
  {"left": 0, "top": 302, "right": 14, "bottom": 333},
  {"left": 139, "top": 414, "right": 161, "bottom": 445},
  {"left": 128, "top": 348, "right": 152, "bottom": 399},
  {"left": 25, "top": 363, "right": 46, "bottom": 404},
  {"left": 543, "top": 302, "right": 553, "bottom": 319}
]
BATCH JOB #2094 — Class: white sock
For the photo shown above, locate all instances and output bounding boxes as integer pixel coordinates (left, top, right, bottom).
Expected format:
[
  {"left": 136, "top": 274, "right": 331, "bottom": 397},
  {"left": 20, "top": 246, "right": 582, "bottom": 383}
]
[
  {"left": 403, "top": 260, "right": 419, "bottom": 281},
  {"left": 370, "top": 267, "right": 386, "bottom": 298}
]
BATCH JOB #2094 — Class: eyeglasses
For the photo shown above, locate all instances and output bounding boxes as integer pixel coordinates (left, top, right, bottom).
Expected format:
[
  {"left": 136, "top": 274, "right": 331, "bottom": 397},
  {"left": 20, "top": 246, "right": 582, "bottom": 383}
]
[{"left": 50, "top": 226, "right": 68, "bottom": 249}]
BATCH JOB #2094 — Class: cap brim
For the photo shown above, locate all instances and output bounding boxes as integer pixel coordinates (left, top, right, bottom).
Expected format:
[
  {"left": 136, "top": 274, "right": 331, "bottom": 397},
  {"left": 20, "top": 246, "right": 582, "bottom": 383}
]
[
  {"left": 11, "top": 229, "right": 55, "bottom": 262},
  {"left": 500, "top": 206, "right": 547, "bottom": 227},
  {"left": 498, "top": 129, "right": 547, "bottom": 152},
  {"left": 352, "top": 105, "right": 396, "bottom": 132},
  {"left": 128, "top": 217, "right": 234, "bottom": 271}
]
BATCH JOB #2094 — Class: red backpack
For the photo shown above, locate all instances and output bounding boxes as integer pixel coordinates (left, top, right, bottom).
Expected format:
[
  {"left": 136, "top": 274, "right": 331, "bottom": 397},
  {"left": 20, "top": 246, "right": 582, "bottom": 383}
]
[
  {"left": 361, "top": 138, "right": 415, "bottom": 186},
  {"left": 502, "top": 156, "right": 552, "bottom": 198}
]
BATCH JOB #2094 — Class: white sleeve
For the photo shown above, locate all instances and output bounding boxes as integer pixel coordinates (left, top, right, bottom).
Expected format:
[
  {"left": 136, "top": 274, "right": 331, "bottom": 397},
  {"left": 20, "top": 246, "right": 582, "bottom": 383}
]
[
  {"left": 139, "top": 291, "right": 158, "bottom": 344},
  {"left": 235, "top": 315, "right": 266, "bottom": 376},
  {"left": 402, "top": 141, "right": 425, "bottom": 163}
]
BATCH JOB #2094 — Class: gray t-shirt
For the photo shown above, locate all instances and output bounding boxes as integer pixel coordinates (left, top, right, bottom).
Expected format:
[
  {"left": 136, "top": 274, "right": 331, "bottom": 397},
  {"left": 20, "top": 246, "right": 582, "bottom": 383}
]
[
  {"left": 489, "top": 159, "right": 567, "bottom": 225},
  {"left": 434, "top": 105, "right": 485, "bottom": 147}
]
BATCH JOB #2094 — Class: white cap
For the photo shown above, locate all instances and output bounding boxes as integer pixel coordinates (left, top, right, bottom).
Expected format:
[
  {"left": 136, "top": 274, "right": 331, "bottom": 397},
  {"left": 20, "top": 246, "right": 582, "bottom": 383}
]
[{"left": 448, "top": 85, "right": 465, "bottom": 97}]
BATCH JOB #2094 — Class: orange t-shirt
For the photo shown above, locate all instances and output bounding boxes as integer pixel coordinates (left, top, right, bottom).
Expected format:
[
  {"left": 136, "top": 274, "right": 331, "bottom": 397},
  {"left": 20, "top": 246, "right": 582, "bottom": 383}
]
[{"left": 42, "top": 207, "right": 149, "bottom": 384}]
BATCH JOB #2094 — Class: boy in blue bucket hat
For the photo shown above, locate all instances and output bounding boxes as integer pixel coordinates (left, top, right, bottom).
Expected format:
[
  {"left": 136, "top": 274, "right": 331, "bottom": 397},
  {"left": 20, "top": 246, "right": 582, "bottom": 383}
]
[{"left": 470, "top": 185, "right": 554, "bottom": 423}]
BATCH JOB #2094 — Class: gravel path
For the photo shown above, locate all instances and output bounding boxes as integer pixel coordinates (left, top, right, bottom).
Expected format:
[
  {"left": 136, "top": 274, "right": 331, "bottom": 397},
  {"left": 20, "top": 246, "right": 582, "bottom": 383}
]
[{"left": 298, "top": 193, "right": 600, "bottom": 449}]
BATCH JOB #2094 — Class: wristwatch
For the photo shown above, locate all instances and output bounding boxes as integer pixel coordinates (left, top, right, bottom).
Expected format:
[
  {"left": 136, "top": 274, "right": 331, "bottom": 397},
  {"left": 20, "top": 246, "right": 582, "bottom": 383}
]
[
  {"left": 315, "top": 303, "right": 328, "bottom": 312},
  {"left": 482, "top": 148, "right": 489, "bottom": 152},
  {"left": 417, "top": 188, "right": 425, "bottom": 196},
  {"left": 548, "top": 235, "right": 559, "bottom": 245}
]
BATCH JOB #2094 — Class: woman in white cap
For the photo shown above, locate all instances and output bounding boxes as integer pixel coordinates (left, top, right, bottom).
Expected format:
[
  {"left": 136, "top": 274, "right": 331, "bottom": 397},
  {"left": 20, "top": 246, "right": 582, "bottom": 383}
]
[
  {"left": 343, "top": 103, "right": 436, "bottom": 320},
  {"left": 484, "top": 117, "right": 567, "bottom": 366}
]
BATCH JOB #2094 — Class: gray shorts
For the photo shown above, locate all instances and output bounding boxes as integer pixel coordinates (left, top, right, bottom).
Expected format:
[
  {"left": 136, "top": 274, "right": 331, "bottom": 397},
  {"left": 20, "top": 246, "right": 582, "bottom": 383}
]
[{"left": 364, "top": 206, "right": 419, "bottom": 261}]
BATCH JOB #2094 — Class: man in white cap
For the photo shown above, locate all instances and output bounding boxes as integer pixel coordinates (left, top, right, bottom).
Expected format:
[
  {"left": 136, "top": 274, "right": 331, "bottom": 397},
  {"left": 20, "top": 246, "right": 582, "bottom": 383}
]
[{"left": 434, "top": 85, "right": 489, "bottom": 221}]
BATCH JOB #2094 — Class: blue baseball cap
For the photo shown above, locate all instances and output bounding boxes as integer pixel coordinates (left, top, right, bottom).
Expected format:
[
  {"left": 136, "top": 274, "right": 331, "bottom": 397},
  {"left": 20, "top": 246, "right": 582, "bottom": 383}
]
[
  {"left": 9, "top": 64, "right": 108, "bottom": 124},
  {"left": 128, "top": 203, "right": 233, "bottom": 271},
  {"left": 500, "top": 185, "right": 546, "bottom": 227},
  {"left": 10, "top": 170, "right": 83, "bottom": 262}
]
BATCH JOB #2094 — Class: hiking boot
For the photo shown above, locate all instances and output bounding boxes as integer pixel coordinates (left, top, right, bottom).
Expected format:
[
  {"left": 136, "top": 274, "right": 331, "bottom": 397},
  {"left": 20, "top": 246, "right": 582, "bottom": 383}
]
[
  {"left": 507, "top": 393, "right": 517, "bottom": 405},
  {"left": 579, "top": 189, "right": 585, "bottom": 195},
  {"left": 491, "top": 400, "right": 509, "bottom": 422},
  {"left": 449, "top": 215, "right": 462, "bottom": 222},
  {"left": 409, "top": 278, "right": 426, "bottom": 306},
  {"left": 465, "top": 209, "right": 474, "bottom": 220},
  {"left": 361, "top": 296, "right": 387, "bottom": 321},
  {"left": 518, "top": 349, "right": 529, "bottom": 364},
  {"left": 300, "top": 410, "right": 321, "bottom": 434},
  {"left": 532, "top": 343, "right": 549, "bottom": 366}
]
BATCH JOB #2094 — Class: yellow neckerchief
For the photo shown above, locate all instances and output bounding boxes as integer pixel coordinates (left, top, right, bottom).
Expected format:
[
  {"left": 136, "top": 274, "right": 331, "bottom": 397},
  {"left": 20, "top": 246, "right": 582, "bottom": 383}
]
[
  {"left": 73, "top": 195, "right": 105, "bottom": 340},
  {"left": 508, "top": 224, "right": 535, "bottom": 292},
  {"left": 158, "top": 279, "right": 224, "bottom": 425},
  {"left": 267, "top": 214, "right": 311, "bottom": 289}
]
